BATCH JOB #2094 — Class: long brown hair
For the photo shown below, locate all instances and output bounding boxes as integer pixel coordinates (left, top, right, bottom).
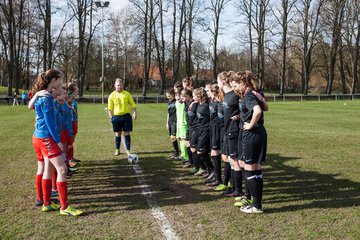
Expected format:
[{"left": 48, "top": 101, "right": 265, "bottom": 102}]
[
  {"left": 210, "top": 82, "right": 224, "bottom": 102},
  {"left": 31, "top": 69, "right": 61, "bottom": 94},
  {"left": 217, "top": 71, "right": 235, "bottom": 86}
]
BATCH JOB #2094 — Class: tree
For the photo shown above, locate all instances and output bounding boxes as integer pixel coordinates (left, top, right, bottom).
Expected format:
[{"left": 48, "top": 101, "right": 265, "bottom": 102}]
[
  {"left": 68, "top": 0, "right": 98, "bottom": 97},
  {"left": 323, "top": 0, "right": 345, "bottom": 95},
  {"left": 293, "top": 0, "right": 323, "bottom": 95},
  {"left": 273, "top": 0, "right": 297, "bottom": 95},
  {"left": 0, "top": 0, "right": 26, "bottom": 96},
  {"left": 207, "top": 0, "right": 231, "bottom": 80}
]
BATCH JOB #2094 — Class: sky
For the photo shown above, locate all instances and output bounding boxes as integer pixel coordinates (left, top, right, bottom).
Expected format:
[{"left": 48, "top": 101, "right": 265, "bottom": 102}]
[{"left": 107, "top": 0, "right": 129, "bottom": 11}]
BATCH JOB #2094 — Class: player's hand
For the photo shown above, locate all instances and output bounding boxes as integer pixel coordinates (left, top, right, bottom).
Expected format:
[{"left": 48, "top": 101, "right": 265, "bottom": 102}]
[
  {"left": 230, "top": 114, "right": 240, "bottom": 121},
  {"left": 133, "top": 111, "right": 137, "bottom": 120},
  {"left": 243, "top": 122, "right": 253, "bottom": 130}
]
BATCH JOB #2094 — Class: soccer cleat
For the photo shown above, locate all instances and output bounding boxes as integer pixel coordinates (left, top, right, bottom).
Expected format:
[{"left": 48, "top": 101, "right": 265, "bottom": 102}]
[
  {"left": 42, "top": 202, "right": 60, "bottom": 212},
  {"left": 208, "top": 180, "right": 222, "bottom": 187},
  {"left": 190, "top": 168, "right": 199, "bottom": 174},
  {"left": 194, "top": 168, "right": 206, "bottom": 176},
  {"left": 169, "top": 153, "right": 179, "bottom": 159},
  {"left": 51, "top": 190, "right": 58, "bottom": 197},
  {"left": 214, "top": 184, "right": 230, "bottom": 191},
  {"left": 234, "top": 197, "right": 253, "bottom": 207},
  {"left": 204, "top": 176, "right": 215, "bottom": 184},
  {"left": 60, "top": 206, "right": 83, "bottom": 216},
  {"left": 182, "top": 161, "right": 191, "bottom": 168},
  {"left": 125, "top": 150, "right": 131, "bottom": 155},
  {"left": 68, "top": 166, "right": 78, "bottom": 172},
  {"left": 224, "top": 190, "right": 244, "bottom": 197},
  {"left": 240, "top": 205, "right": 264, "bottom": 214},
  {"left": 114, "top": 149, "right": 120, "bottom": 156},
  {"left": 36, "top": 199, "right": 43, "bottom": 206},
  {"left": 69, "top": 160, "right": 77, "bottom": 168},
  {"left": 73, "top": 158, "right": 81, "bottom": 163}
]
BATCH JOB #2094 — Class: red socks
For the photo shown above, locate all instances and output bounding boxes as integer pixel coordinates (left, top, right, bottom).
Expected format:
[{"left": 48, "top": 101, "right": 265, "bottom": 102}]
[
  {"left": 52, "top": 170, "right": 57, "bottom": 191},
  {"left": 35, "top": 174, "right": 43, "bottom": 201},
  {"left": 57, "top": 181, "right": 68, "bottom": 210},
  {"left": 42, "top": 179, "right": 52, "bottom": 206}
]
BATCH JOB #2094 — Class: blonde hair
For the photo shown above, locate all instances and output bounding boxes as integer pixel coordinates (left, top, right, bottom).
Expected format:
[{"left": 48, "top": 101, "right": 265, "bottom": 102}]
[{"left": 115, "top": 78, "right": 124, "bottom": 85}]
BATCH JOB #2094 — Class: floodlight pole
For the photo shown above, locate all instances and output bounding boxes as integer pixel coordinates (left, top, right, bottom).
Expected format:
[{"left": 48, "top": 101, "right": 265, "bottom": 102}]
[{"left": 95, "top": 1, "right": 110, "bottom": 104}]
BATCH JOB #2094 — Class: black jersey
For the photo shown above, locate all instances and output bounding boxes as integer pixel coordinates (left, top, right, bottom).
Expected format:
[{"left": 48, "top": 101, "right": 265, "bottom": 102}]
[
  {"left": 217, "top": 102, "right": 224, "bottom": 128},
  {"left": 186, "top": 101, "right": 199, "bottom": 129},
  {"left": 239, "top": 90, "right": 264, "bottom": 127},
  {"left": 223, "top": 90, "right": 240, "bottom": 135},
  {"left": 168, "top": 99, "right": 177, "bottom": 123},
  {"left": 209, "top": 100, "right": 218, "bottom": 125},
  {"left": 196, "top": 102, "right": 210, "bottom": 128}
]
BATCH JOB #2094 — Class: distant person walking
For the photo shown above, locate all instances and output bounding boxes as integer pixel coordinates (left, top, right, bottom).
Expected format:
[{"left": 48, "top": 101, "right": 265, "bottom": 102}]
[
  {"left": 13, "top": 92, "right": 19, "bottom": 106},
  {"left": 108, "top": 78, "right": 137, "bottom": 156},
  {"left": 22, "top": 91, "right": 28, "bottom": 105}
]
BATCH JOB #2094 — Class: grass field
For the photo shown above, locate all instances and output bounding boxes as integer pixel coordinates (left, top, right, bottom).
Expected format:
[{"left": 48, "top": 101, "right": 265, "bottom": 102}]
[{"left": 0, "top": 101, "right": 359, "bottom": 239}]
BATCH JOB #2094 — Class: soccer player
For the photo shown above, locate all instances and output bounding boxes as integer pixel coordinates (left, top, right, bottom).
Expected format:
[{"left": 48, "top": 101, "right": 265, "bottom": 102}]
[
  {"left": 182, "top": 77, "right": 194, "bottom": 90},
  {"left": 165, "top": 88, "right": 179, "bottom": 159},
  {"left": 208, "top": 83, "right": 223, "bottom": 186},
  {"left": 67, "top": 82, "right": 80, "bottom": 167},
  {"left": 108, "top": 78, "right": 137, "bottom": 156},
  {"left": 217, "top": 71, "right": 243, "bottom": 197},
  {"left": 231, "top": 71, "right": 267, "bottom": 214},
  {"left": 31, "top": 69, "right": 82, "bottom": 216},
  {"left": 174, "top": 82, "right": 188, "bottom": 163},
  {"left": 192, "top": 88, "right": 213, "bottom": 179},
  {"left": 181, "top": 88, "right": 204, "bottom": 173}
]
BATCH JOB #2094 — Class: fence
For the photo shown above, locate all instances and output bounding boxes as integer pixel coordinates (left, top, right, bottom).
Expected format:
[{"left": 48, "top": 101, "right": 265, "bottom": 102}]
[
  {"left": 2, "top": 94, "right": 360, "bottom": 105},
  {"left": 77, "top": 94, "right": 360, "bottom": 104}
]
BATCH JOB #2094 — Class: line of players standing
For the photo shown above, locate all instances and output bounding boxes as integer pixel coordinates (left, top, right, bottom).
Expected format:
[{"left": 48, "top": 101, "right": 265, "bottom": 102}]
[
  {"left": 29, "top": 69, "right": 83, "bottom": 216},
  {"left": 166, "top": 70, "right": 268, "bottom": 214}
]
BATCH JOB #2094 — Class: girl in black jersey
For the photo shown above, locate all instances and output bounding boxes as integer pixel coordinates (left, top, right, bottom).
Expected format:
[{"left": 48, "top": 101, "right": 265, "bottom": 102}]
[
  {"left": 192, "top": 88, "right": 214, "bottom": 178},
  {"left": 208, "top": 83, "right": 223, "bottom": 186},
  {"left": 231, "top": 71, "right": 267, "bottom": 214},
  {"left": 181, "top": 89, "right": 206, "bottom": 173},
  {"left": 217, "top": 71, "right": 244, "bottom": 197},
  {"left": 166, "top": 89, "right": 180, "bottom": 159}
]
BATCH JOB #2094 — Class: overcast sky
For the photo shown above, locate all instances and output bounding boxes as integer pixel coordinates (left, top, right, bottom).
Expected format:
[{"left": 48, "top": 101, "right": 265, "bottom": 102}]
[{"left": 107, "top": 0, "right": 129, "bottom": 11}]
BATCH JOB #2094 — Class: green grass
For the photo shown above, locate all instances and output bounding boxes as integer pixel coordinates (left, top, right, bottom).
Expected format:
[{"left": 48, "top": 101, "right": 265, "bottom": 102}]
[{"left": 0, "top": 101, "right": 359, "bottom": 239}]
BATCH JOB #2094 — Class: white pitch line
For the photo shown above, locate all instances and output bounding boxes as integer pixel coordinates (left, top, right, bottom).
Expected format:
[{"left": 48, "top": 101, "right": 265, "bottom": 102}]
[
  {"left": 133, "top": 164, "right": 179, "bottom": 240},
  {"left": 104, "top": 107, "right": 178, "bottom": 239}
]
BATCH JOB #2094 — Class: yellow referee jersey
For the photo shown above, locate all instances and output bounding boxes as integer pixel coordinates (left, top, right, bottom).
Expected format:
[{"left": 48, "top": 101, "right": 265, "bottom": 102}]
[{"left": 108, "top": 90, "right": 136, "bottom": 116}]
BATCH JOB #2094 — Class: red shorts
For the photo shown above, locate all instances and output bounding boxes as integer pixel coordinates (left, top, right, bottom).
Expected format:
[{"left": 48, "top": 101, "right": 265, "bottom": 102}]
[
  {"left": 72, "top": 121, "right": 78, "bottom": 136},
  {"left": 32, "top": 135, "right": 62, "bottom": 161},
  {"left": 61, "top": 130, "right": 73, "bottom": 145}
]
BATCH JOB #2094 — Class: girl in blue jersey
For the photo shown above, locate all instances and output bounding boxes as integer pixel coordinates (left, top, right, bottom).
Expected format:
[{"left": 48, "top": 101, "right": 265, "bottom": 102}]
[
  {"left": 67, "top": 82, "right": 80, "bottom": 166},
  {"left": 31, "top": 69, "right": 82, "bottom": 216}
]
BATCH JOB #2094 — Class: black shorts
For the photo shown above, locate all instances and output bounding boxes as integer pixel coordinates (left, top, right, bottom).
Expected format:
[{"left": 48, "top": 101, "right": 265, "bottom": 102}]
[
  {"left": 220, "top": 129, "right": 226, "bottom": 155},
  {"left": 197, "top": 127, "right": 210, "bottom": 154},
  {"left": 210, "top": 124, "right": 220, "bottom": 150},
  {"left": 168, "top": 121, "right": 176, "bottom": 136},
  {"left": 190, "top": 129, "right": 198, "bottom": 148},
  {"left": 240, "top": 126, "right": 267, "bottom": 164},
  {"left": 225, "top": 131, "right": 238, "bottom": 158},
  {"left": 112, "top": 113, "right": 133, "bottom": 132}
]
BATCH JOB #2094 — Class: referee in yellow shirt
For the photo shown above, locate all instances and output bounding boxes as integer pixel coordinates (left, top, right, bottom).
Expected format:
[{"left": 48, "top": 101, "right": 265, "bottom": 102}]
[{"left": 108, "top": 78, "right": 137, "bottom": 156}]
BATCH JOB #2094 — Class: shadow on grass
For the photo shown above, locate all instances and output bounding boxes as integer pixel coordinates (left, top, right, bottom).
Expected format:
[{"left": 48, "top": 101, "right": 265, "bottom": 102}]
[
  {"left": 264, "top": 153, "right": 360, "bottom": 213},
  {"left": 69, "top": 155, "right": 222, "bottom": 215},
  {"left": 68, "top": 152, "right": 360, "bottom": 215}
]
